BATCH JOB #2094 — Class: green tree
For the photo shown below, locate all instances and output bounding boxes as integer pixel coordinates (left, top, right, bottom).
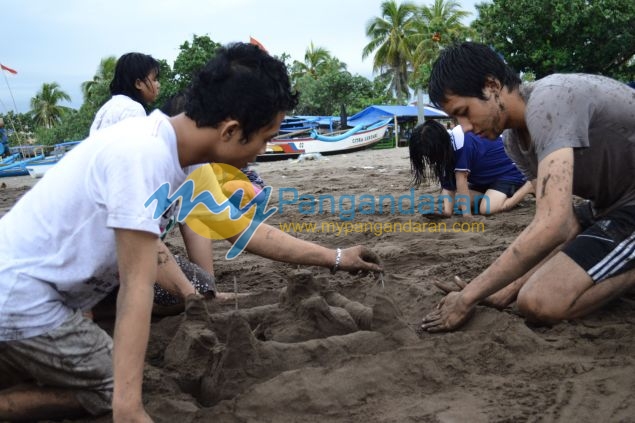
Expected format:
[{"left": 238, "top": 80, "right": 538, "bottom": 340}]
[
  {"left": 167, "top": 34, "right": 221, "bottom": 98},
  {"left": 411, "top": 0, "right": 473, "bottom": 86},
  {"left": 0, "top": 111, "right": 36, "bottom": 146},
  {"left": 30, "top": 82, "right": 72, "bottom": 129},
  {"left": 472, "top": 0, "right": 635, "bottom": 79},
  {"left": 290, "top": 42, "right": 342, "bottom": 86},
  {"left": 363, "top": 0, "right": 419, "bottom": 103},
  {"left": 294, "top": 68, "right": 391, "bottom": 124},
  {"left": 81, "top": 56, "right": 117, "bottom": 108}
]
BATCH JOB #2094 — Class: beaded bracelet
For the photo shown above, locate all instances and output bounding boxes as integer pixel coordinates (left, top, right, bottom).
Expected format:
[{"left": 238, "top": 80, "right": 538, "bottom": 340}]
[{"left": 331, "top": 248, "right": 342, "bottom": 274}]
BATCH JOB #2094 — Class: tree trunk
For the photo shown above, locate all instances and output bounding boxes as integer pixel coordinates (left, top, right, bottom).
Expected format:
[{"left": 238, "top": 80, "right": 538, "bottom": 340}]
[{"left": 339, "top": 104, "right": 348, "bottom": 129}]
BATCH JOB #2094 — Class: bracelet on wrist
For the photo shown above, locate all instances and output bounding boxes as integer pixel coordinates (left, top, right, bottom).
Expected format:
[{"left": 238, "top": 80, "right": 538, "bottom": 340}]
[{"left": 331, "top": 248, "right": 342, "bottom": 274}]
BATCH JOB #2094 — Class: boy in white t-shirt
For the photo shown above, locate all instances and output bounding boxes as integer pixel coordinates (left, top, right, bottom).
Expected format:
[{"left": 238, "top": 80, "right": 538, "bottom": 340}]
[{"left": 0, "top": 43, "right": 382, "bottom": 421}]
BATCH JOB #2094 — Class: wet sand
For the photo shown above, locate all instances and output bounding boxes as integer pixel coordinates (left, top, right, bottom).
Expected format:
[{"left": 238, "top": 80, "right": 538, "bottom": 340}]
[{"left": 2, "top": 146, "right": 633, "bottom": 422}]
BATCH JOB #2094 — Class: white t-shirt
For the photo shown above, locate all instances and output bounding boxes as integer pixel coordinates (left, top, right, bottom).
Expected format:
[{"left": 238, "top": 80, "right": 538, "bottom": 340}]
[
  {"left": 448, "top": 126, "right": 465, "bottom": 151},
  {"left": 0, "top": 111, "right": 189, "bottom": 340},
  {"left": 89, "top": 94, "right": 146, "bottom": 135}
]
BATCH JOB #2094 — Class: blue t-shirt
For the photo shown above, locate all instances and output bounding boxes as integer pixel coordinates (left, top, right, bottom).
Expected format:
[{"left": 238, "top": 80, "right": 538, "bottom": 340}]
[{"left": 442, "top": 127, "right": 526, "bottom": 190}]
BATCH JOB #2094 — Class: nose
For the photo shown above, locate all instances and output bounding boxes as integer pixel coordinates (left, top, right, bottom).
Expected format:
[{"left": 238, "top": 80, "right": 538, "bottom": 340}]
[{"left": 258, "top": 142, "right": 267, "bottom": 156}]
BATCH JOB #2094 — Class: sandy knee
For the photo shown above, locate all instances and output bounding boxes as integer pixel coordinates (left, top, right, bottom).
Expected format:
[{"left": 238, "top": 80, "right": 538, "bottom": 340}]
[{"left": 517, "top": 286, "right": 566, "bottom": 323}]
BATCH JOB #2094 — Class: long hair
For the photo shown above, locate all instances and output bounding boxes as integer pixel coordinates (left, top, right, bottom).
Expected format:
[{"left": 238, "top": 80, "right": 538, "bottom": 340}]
[
  {"left": 409, "top": 119, "right": 456, "bottom": 187},
  {"left": 110, "top": 52, "right": 160, "bottom": 106},
  {"left": 185, "top": 42, "right": 299, "bottom": 143},
  {"left": 428, "top": 42, "right": 521, "bottom": 108}
]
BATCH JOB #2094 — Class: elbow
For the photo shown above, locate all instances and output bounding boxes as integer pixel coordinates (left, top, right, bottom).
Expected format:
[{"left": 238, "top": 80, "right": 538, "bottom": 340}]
[{"left": 534, "top": 213, "right": 579, "bottom": 247}]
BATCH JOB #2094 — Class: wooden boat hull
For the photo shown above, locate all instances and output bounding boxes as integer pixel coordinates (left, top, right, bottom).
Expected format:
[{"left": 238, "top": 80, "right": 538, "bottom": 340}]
[
  {"left": 26, "top": 158, "right": 59, "bottom": 178},
  {"left": 0, "top": 154, "right": 46, "bottom": 178},
  {"left": 258, "top": 120, "right": 389, "bottom": 161}
]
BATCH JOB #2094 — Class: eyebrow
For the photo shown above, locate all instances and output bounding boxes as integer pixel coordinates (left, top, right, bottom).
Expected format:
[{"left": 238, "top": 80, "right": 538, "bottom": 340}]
[{"left": 448, "top": 106, "right": 465, "bottom": 116}]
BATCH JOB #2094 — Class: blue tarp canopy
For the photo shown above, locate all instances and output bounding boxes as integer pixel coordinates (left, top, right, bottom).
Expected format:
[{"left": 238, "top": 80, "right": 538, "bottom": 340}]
[{"left": 347, "top": 105, "right": 447, "bottom": 127}]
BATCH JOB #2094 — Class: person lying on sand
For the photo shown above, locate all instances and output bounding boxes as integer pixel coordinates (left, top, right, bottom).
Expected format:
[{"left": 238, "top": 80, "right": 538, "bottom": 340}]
[
  {"left": 420, "top": 42, "right": 635, "bottom": 332},
  {"left": 0, "top": 43, "right": 382, "bottom": 422},
  {"left": 409, "top": 119, "right": 533, "bottom": 216}
]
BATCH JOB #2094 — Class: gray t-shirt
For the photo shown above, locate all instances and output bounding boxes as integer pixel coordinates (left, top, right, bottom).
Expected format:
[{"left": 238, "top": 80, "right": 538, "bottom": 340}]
[{"left": 503, "top": 73, "right": 635, "bottom": 216}]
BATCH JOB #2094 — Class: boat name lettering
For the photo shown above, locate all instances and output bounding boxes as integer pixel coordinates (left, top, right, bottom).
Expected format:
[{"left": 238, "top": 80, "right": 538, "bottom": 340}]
[{"left": 351, "top": 134, "right": 378, "bottom": 144}]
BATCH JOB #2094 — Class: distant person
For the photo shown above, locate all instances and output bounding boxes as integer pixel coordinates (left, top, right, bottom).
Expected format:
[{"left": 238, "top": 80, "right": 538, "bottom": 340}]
[
  {"left": 409, "top": 119, "right": 532, "bottom": 216},
  {"left": 0, "top": 118, "right": 8, "bottom": 157},
  {"left": 89, "top": 55, "right": 212, "bottom": 311},
  {"left": 89, "top": 52, "right": 160, "bottom": 135},
  {"left": 420, "top": 42, "right": 635, "bottom": 333},
  {"left": 0, "top": 43, "right": 382, "bottom": 421}
]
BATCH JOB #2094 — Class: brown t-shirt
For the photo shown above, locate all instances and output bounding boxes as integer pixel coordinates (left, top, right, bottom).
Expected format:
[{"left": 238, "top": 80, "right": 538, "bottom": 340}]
[{"left": 503, "top": 73, "right": 635, "bottom": 216}]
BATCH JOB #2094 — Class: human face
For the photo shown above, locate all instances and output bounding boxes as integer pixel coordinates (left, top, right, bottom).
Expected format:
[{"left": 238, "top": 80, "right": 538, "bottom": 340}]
[
  {"left": 442, "top": 90, "right": 507, "bottom": 140},
  {"left": 136, "top": 70, "right": 160, "bottom": 104},
  {"left": 221, "top": 112, "right": 285, "bottom": 169}
]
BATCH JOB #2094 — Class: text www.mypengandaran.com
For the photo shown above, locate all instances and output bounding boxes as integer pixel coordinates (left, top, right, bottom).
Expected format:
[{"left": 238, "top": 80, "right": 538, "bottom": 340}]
[{"left": 278, "top": 220, "right": 485, "bottom": 237}]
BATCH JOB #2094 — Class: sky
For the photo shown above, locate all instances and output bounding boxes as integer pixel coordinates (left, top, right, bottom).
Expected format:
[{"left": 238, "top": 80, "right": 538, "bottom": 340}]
[{"left": 0, "top": 0, "right": 479, "bottom": 114}]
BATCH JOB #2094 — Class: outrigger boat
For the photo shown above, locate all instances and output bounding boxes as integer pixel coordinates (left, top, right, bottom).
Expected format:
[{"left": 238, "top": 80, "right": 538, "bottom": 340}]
[
  {"left": 258, "top": 118, "right": 391, "bottom": 161},
  {"left": 0, "top": 140, "right": 81, "bottom": 178}
]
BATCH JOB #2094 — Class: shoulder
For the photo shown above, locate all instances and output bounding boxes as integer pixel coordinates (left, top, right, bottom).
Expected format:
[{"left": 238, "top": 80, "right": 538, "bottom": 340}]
[
  {"left": 108, "top": 95, "right": 145, "bottom": 114},
  {"left": 450, "top": 126, "right": 465, "bottom": 150},
  {"left": 525, "top": 73, "right": 617, "bottom": 107}
]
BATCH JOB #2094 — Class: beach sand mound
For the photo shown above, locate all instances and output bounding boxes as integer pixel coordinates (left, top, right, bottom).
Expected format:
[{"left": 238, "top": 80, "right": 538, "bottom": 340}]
[{"left": 2, "top": 147, "right": 633, "bottom": 422}]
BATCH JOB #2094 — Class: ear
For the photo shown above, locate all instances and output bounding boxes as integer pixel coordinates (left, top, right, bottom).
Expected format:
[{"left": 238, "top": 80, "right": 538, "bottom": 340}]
[
  {"left": 134, "top": 78, "right": 144, "bottom": 91},
  {"left": 484, "top": 76, "right": 502, "bottom": 94},
  {"left": 219, "top": 119, "right": 241, "bottom": 142}
]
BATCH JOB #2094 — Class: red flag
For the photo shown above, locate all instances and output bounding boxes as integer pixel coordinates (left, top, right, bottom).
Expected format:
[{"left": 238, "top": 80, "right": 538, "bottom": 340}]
[
  {"left": 249, "top": 36, "right": 268, "bottom": 53},
  {"left": 0, "top": 64, "right": 17, "bottom": 74}
]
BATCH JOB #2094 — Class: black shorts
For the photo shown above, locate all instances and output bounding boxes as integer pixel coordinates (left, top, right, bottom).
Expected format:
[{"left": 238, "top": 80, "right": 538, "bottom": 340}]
[
  {"left": 563, "top": 204, "right": 635, "bottom": 283},
  {"left": 469, "top": 180, "right": 524, "bottom": 198}
]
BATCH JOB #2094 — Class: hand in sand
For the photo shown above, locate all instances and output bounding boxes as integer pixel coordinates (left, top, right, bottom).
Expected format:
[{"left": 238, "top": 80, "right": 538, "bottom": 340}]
[
  {"left": 420, "top": 290, "right": 475, "bottom": 332},
  {"left": 434, "top": 276, "right": 511, "bottom": 310},
  {"left": 339, "top": 246, "right": 383, "bottom": 276},
  {"left": 433, "top": 275, "right": 467, "bottom": 293}
]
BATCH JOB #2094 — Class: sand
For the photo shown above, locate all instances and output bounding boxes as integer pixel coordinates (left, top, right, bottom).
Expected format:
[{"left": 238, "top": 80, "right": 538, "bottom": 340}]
[{"left": 1, "top": 147, "right": 633, "bottom": 423}]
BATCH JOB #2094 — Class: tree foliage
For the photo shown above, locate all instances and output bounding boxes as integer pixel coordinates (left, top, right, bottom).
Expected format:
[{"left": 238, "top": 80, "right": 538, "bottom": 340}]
[
  {"left": 472, "top": 0, "right": 635, "bottom": 79},
  {"left": 81, "top": 56, "right": 117, "bottom": 109},
  {"left": 410, "top": 0, "right": 474, "bottom": 88},
  {"left": 30, "top": 82, "right": 72, "bottom": 129},
  {"left": 363, "top": 0, "right": 419, "bottom": 103},
  {"left": 162, "top": 35, "right": 222, "bottom": 101}
]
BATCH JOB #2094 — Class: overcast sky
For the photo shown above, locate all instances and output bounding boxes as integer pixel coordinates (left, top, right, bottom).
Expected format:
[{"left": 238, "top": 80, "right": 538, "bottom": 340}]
[{"left": 0, "top": 0, "right": 479, "bottom": 113}]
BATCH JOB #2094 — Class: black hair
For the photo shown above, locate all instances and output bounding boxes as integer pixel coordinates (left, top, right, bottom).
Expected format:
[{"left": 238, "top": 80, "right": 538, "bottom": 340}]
[
  {"left": 160, "top": 92, "right": 188, "bottom": 117},
  {"left": 185, "top": 42, "right": 299, "bottom": 143},
  {"left": 110, "top": 52, "right": 160, "bottom": 106},
  {"left": 409, "top": 119, "right": 456, "bottom": 187},
  {"left": 428, "top": 42, "right": 521, "bottom": 108}
]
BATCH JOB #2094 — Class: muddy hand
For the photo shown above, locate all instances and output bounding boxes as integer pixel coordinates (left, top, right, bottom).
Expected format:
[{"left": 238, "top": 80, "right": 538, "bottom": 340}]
[
  {"left": 340, "top": 246, "right": 383, "bottom": 276},
  {"left": 420, "top": 291, "right": 475, "bottom": 333},
  {"left": 433, "top": 275, "right": 467, "bottom": 294}
]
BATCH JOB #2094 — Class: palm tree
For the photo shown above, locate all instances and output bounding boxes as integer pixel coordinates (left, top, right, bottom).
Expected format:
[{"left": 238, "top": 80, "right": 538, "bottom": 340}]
[
  {"left": 411, "top": 0, "right": 473, "bottom": 82},
  {"left": 81, "top": 55, "right": 117, "bottom": 106},
  {"left": 291, "top": 42, "right": 344, "bottom": 85},
  {"left": 30, "top": 82, "right": 71, "bottom": 129},
  {"left": 362, "top": 0, "right": 419, "bottom": 103}
]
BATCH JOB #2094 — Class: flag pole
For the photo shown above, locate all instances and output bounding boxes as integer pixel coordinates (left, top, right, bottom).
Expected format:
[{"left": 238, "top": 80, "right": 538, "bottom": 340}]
[{"left": 1, "top": 66, "right": 24, "bottom": 148}]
